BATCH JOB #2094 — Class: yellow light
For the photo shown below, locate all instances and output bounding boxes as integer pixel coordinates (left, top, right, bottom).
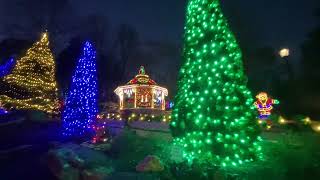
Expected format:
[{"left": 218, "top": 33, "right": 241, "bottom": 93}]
[
  {"left": 266, "top": 125, "right": 272, "bottom": 130},
  {"left": 278, "top": 116, "right": 286, "bottom": 124},
  {"left": 310, "top": 122, "right": 320, "bottom": 132},
  {"left": 258, "top": 120, "right": 263, "bottom": 124},
  {"left": 0, "top": 32, "right": 58, "bottom": 114},
  {"left": 303, "top": 117, "right": 311, "bottom": 124}
]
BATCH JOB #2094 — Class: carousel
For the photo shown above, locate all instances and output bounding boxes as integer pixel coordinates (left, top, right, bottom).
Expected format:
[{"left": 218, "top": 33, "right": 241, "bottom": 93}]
[{"left": 114, "top": 66, "right": 168, "bottom": 112}]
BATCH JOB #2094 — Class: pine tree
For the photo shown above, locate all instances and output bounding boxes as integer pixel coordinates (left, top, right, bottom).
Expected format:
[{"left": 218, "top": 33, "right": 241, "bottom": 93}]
[
  {"left": 62, "top": 41, "right": 98, "bottom": 137},
  {"left": 170, "top": 0, "right": 263, "bottom": 167},
  {"left": 0, "top": 33, "right": 58, "bottom": 114}
]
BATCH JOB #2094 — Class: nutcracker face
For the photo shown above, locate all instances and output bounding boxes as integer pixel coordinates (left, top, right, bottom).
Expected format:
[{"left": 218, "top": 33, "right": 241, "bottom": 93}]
[{"left": 256, "top": 92, "right": 268, "bottom": 104}]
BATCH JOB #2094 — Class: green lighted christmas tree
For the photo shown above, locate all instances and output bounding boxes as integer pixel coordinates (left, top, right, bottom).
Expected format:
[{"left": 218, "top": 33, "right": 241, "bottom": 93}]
[{"left": 170, "top": 0, "right": 263, "bottom": 167}]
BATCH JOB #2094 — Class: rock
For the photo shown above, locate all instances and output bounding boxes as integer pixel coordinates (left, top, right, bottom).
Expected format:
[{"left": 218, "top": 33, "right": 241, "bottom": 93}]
[
  {"left": 65, "top": 151, "right": 85, "bottom": 169},
  {"left": 82, "top": 166, "right": 114, "bottom": 180},
  {"left": 61, "top": 164, "right": 80, "bottom": 180},
  {"left": 81, "top": 141, "right": 112, "bottom": 151},
  {"left": 136, "top": 155, "right": 164, "bottom": 172},
  {"left": 47, "top": 151, "right": 64, "bottom": 178},
  {"left": 48, "top": 143, "right": 113, "bottom": 180},
  {"left": 107, "top": 172, "right": 157, "bottom": 180},
  {"left": 47, "top": 153, "right": 80, "bottom": 180}
]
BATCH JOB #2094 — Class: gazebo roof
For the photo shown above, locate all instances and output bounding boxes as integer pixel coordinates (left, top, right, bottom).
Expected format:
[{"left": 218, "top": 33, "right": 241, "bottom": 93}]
[
  {"left": 127, "top": 66, "right": 157, "bottom": 85},
  {"left": 114, "top": 66, "right": 168, "bottom": 97}
]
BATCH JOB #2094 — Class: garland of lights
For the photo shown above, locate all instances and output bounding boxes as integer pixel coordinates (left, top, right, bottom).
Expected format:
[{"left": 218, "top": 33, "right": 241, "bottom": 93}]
[
  {"left": 170, "top": 0, "right": 263, "bottom": 167},
  {"left": 0, "top": 58, "right": 16, "bottom": 77},
  {"left": 0, "top": 101, "right": 8, "bottom": 115},
  {"left": 97, "top": 113, "right": 172, "bottom": 122},
  {"left": 62, "top": 41, "right": 98, "bottom": 137},
  {"left": 0, "top": 33, "right": 58, "bottom": 114}
]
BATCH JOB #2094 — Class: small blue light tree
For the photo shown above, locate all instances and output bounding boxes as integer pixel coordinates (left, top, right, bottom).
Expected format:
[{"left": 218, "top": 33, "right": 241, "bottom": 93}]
[
  {"left": 0, "top": 58, "right": 15, "bottom": 77},
  {"left": 62, "top": 41, "right": 98, "bottom": 137}
]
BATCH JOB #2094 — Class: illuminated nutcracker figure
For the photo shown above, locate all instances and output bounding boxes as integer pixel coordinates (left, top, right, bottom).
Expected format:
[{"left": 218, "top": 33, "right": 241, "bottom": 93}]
[{"left": 254, "top": 92, "right": 279, "bottom": 119}]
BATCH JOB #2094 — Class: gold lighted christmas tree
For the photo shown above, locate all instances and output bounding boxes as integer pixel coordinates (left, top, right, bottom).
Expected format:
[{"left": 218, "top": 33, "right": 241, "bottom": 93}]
[{"left": 0, "top": 32, "right": 58, "bottom": 114}]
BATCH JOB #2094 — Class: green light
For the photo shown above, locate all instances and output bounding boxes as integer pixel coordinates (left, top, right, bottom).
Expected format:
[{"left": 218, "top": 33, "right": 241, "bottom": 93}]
[{"left": 170, "top": 0, "right": 262, "bottom": 167}]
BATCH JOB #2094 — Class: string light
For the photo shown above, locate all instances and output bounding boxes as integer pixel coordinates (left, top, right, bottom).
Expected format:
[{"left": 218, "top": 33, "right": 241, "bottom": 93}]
[
  {"left": 114, "top": 66, "right": 168, "bottom": 110},
  {"left": 99, "top": 112, "right": 171, "bottom": 122},
  {"left": 278, "top": 116, "right": 287, "bottom": 124},
  {"left": 303, "top": 117, "right": 311, "bottom": 125},
  {"left": 170, "top": 0, "right": 263, "bottom": 166},
  {"left": 0, "top": 58, "right": 16, "bottom": 77},
  {"left": 0, "top": 101, "right": 8, "bottom": 114},
  {"left": 62, "top": 41, "right": 98, "bottom": 137},
  {"left": 0, "top": 33, "right": 59, "bottom": 114}
]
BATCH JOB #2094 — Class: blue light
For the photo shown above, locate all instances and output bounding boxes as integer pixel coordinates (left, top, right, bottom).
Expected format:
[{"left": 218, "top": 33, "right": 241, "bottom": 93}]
[
  {"left": 62, "top": 41, "right": 98, "bottom": 137},
  {"left": 0, "top": 58, "right": 15, "bottom": 77},
  {"left": 169, "top": 102, "right": 174, "bottom": 109}
]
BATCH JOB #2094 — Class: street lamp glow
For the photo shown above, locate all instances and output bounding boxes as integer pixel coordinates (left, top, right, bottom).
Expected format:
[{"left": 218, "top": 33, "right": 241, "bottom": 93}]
[{"left": 279, "top": 48, "right": 290, "bottom": 58}]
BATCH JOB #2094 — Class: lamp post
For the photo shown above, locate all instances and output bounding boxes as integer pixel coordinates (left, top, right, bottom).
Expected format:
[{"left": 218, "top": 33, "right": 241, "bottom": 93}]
[{"left": 279, "top": 48, "right": 292, "bottom": 81}]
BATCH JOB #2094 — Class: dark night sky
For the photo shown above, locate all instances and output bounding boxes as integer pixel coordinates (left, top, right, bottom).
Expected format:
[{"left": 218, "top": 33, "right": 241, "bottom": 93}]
[
  {"left": 72, "top": 0, "right": 319, "bottom": 52},
  {"left": 0, "top": 0, "right": 319, "bottom": 93},
  {"left": 0, "top": 0, "right": 319, "bottom": 51}
]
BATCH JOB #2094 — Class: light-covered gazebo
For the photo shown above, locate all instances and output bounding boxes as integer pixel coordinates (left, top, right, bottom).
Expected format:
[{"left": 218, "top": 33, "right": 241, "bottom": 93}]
[{"left": 114, "top": 66, "right": 168, "bottom": 111}]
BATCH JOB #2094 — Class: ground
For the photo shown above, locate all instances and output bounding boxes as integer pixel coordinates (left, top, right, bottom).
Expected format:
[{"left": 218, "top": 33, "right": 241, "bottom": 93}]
[
  {"left": 0, "top": 121, "right": 60, "bottom": 179},
  {"left": 0, "top": 119, "right": 320, "bottom": 180}
]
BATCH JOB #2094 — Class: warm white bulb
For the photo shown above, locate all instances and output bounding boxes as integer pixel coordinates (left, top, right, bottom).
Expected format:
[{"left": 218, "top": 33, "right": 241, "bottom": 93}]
[{"left": 279, "top": 48, "right": 290, "bottom": 58}]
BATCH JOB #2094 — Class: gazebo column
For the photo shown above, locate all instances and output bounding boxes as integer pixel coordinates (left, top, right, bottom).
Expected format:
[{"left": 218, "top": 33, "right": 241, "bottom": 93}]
[
  {"left": 134, "top": 87, "right": 137, "bottom": 108},
  {"left": 120, "top": 90, "right": 124, "bottom": 110},
  {"left": 151, "top": 88, "right": 154, "bottom": 108},
  {"left": 161, "top": 92, "right": 165, "bottom": 110}
]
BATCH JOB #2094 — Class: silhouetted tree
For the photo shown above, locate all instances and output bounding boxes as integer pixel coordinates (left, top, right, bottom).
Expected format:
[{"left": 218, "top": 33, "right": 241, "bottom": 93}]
[
  {"left": 0, "top": 0, "right": 78, "bottom": 52},
  {"left": 0, "top": 39, "right": 32, "bottom": 62},
  {"left": 301, "top": 10, "right": 320, "bottom": 92},
  {"left": 112, "top": 24, "right": 140, "bottom": 82},
  {"left": 81, "top": 14, "right": 109, "bottom": 53},
  {"left": 56, "top": 37, "right": 83, "bottom": 97}
]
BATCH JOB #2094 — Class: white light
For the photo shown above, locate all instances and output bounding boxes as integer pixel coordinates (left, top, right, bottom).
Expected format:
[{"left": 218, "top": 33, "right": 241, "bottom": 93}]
[{"left": 279, "top": 48, "right": 290, "bottom": 58}]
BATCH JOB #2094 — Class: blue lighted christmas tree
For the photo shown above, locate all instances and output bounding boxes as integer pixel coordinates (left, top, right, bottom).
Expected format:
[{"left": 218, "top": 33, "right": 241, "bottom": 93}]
[
  {"left": 0, "top": 58, "right": 15, "bottom": 77},
  {"left": 62, "top": 41, "right": 98, "bottom": 137}
]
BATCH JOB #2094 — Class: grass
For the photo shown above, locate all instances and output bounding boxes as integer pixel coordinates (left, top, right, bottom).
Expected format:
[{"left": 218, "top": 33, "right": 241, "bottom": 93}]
[{"left": 106, "top": 127, "right": 320, "bottom": 180}]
